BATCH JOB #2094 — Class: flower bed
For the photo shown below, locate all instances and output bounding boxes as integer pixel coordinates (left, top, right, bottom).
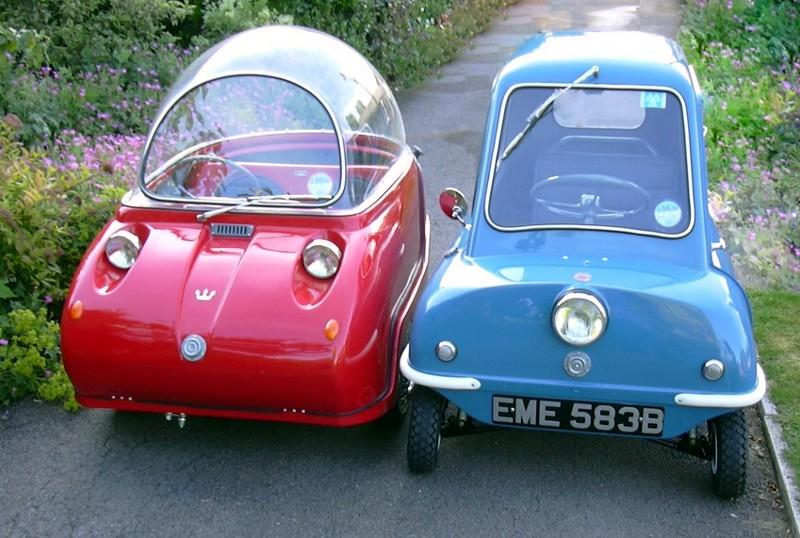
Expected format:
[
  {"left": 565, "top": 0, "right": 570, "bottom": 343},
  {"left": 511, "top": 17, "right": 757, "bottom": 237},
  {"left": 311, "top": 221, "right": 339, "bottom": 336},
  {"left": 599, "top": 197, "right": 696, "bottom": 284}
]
[{"left": 680, "top": 0, "right": 799, "bottom": 289}]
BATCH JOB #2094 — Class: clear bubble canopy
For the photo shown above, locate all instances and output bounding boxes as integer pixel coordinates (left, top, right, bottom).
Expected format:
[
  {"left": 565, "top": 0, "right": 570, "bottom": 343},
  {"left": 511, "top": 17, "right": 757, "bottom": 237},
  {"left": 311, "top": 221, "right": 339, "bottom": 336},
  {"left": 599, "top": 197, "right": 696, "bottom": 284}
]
[{"left": 139, "top": 26, "right": 406, "bottom": 208}]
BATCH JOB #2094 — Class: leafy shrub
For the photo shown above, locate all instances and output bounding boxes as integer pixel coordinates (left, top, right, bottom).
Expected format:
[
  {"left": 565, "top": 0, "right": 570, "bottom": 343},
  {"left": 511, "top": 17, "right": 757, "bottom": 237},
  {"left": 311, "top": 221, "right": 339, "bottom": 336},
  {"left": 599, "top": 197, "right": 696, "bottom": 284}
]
[
  {"left": 195, "top": 0, "right": 293, "bottom": 47},
  {"left": 0, "top": 44, "right": 198, "bottom": 145},
  {"left": 0, "top": 123, "right": 128, "bottom": 409},
  {"left": 0, "top": 308, "right": 78, "bottom": 410},
  {"left": 680, "top": 0, "right": 800, "bottom": 289},
  {"left": 267, "top": 0, "right": 512, "bottom": 88},
  {"left": 0, "top": 0, "right": 191, "bottom": 70},
  {"left": 0, "top": 26, "right": 49, "bottom": 70},
  {"left": 0, "top": 124, "right": 127, "bottom": 309}
]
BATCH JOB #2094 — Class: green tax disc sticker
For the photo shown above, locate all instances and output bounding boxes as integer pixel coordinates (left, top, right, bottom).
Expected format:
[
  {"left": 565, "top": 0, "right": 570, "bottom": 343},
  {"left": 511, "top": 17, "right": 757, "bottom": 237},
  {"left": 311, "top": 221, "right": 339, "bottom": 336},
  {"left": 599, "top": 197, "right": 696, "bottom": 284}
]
[
  {"left": 640, "top": 91, "right": 667, "bottom": 109},
  {"left": 654, "top": 200, "right": 682, "bottom": 228}
]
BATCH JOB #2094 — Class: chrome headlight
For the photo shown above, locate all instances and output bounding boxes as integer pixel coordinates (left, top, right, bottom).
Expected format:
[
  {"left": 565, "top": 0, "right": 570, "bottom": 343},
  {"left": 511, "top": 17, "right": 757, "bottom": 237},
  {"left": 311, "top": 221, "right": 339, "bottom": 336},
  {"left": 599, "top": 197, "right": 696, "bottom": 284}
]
[
  {"left": 552, "top": 291, "right": 607, "bottom": 346},
  {"left": 105, "top": 230, "right": 141, "bottom": 270},
  {"left": 303, "top": 239, "right": 341, "bottom": 279}
]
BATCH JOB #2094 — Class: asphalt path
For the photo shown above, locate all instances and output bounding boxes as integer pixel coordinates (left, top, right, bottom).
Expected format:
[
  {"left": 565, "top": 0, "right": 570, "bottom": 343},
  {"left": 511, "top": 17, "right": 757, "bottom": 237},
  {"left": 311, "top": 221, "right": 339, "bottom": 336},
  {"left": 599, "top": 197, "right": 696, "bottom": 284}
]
[{"left": 0, "top": 1, "right": 792, "bottom": 536}]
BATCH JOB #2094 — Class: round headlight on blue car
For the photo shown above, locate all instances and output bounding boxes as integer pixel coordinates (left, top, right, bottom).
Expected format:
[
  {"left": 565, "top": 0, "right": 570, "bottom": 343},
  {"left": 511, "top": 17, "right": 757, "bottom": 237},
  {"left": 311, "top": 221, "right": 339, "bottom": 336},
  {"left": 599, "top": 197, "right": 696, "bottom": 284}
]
[{"left": 552, "top": 291, "right": 607, "bottom": 346}]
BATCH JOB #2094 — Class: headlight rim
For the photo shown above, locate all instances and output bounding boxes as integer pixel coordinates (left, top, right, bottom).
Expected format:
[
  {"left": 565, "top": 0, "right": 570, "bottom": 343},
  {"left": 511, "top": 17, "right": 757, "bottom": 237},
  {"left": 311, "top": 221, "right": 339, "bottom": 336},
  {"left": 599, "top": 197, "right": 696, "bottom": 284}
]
[
  {"left": 552, "top": 290, "right": 607, "bottom": 347},
  {"left": 303, "top": 238, "right": 342, "bottom": 280},
  {"left": 104, "top": 229, "right": 141, "bottom": 270}
]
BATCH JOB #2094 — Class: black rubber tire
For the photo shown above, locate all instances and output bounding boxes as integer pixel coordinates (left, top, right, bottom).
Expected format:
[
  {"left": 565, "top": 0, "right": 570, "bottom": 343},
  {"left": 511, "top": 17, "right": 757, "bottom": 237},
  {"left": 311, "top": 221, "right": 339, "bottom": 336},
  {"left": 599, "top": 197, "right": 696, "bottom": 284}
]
[
  {"left": 376, "top": 374, "right": 411, "bottom": 429},
  {"left": 709, "top": 409, "right": 748, "bottom": 499},
  {"left": 407, "top": 387, "right": 445, "bottom": 473}
]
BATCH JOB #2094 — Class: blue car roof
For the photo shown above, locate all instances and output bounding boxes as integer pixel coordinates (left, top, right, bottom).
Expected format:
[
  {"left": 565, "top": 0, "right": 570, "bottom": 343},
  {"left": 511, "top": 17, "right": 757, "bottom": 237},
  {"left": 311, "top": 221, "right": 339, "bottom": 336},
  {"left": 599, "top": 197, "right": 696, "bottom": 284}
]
[{"left": 496, "top": 31, "right": 694, "bottom": 93}]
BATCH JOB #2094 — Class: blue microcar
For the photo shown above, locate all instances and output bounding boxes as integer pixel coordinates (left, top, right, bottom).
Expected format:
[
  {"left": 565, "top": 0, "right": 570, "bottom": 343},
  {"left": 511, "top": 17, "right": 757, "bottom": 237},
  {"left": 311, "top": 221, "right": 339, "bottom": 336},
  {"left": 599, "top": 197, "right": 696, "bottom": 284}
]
[{"left": 401, "top": 31, "right": 765, "bottom": 499}]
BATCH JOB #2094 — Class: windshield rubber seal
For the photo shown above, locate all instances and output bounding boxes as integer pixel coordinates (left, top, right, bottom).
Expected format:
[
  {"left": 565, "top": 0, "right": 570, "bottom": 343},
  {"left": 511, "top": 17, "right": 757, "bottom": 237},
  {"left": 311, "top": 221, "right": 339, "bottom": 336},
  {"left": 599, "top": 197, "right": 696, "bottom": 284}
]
[{"left": 482, "top": 83, "right": 696, "bottom": 239}]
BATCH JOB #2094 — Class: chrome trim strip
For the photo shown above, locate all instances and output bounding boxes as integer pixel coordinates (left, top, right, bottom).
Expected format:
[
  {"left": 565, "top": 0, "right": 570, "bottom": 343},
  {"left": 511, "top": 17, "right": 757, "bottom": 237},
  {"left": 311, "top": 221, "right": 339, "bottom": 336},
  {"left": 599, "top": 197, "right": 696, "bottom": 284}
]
[
  {"left": 483, "top": 83, "right": 696, "bottom": 239},
  {"left": 138, "top": 72, "right": 348, "bottom": 209},
  {"left": 674, "top": 364, "right": 766, "bottom": 408},
  {"left": 399, "top": 345, "right": 481, "bottom": 391}
]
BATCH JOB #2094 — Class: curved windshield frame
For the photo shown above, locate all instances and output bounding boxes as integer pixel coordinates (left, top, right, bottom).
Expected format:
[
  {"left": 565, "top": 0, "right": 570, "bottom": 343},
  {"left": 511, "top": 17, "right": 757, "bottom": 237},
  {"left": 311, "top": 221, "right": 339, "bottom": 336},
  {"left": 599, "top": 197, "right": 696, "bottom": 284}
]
[
  {"left": 138, "top": 73, "right": 347, "bottom": 208},
  {"left": 485, "top": 84, "right": 695, "bottom": 238}
]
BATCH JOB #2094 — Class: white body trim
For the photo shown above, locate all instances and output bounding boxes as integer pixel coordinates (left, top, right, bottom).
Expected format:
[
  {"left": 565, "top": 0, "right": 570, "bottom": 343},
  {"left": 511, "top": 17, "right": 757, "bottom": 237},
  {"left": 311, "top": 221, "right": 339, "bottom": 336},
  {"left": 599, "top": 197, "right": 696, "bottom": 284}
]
[
  {"left": 674, "top": 364, "right": 766, "bottom": 408},
  {"left": 400, "top": 345, "right": 481, "bottom": 391}
]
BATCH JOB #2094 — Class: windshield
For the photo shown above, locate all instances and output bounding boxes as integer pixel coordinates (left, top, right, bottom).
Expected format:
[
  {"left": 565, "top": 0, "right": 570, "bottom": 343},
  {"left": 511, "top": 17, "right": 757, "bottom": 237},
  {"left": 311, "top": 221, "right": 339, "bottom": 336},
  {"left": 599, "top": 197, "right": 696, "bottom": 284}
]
[
  {"left": 142, "top": 75, "right": 343, "bottom": 205},
  {"left": 487, "top": 87, "right": 691, "bottom": 236}
]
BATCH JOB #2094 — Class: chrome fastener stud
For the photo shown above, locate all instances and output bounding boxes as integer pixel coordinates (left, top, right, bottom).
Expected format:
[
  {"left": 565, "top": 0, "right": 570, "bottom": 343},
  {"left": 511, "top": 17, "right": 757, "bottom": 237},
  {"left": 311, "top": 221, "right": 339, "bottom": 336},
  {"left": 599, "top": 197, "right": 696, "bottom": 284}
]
[
  {"left": 702, "top": 359, "right": 725, "bottom": 381},
  {"left": 436, "top": 341, "right": 457, "bottom": 362}
]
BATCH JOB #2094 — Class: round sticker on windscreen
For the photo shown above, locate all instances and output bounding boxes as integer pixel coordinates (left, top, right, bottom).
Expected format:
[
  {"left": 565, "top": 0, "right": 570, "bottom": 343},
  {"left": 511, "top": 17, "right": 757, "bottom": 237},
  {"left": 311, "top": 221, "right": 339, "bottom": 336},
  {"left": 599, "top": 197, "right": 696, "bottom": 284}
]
[
  {"left": 308, "top": 173, "right": 333, "bottom": 197},
  {"left": 654, "top": 200, "right": 682, "bottom": 228}
]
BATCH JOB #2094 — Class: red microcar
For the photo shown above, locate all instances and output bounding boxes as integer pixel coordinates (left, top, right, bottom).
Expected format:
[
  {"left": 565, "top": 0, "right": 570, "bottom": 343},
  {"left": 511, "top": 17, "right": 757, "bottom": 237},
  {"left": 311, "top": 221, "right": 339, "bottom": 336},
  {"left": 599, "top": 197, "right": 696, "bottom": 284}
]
[{"left": 61, "top": 26, "right": 429, "bottom": 428}]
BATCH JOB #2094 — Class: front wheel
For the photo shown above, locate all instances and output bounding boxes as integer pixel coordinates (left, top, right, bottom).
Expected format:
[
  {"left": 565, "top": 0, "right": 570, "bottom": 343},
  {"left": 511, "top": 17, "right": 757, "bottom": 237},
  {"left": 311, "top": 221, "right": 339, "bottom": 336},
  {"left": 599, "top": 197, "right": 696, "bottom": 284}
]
[
  {"left": 407, "top": 387, "right": 445, "bottom": 473},
  {"left": 709, "top": 409, "right": 748, "bottom": 499}
]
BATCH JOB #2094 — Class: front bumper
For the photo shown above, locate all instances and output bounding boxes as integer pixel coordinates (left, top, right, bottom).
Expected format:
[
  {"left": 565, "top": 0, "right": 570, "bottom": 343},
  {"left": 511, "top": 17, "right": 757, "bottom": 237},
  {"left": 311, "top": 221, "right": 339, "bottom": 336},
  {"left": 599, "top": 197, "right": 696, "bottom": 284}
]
[
  {"left": 401, "top": 345, "right": 765, "bottom": 409},
  {"left": 402, "top": 345, "right": 766, "bottom": 437},
  {"left": 400, "top": 345, "right": 481, "bottom": 390},
  {"left": 674, "top": 364, "right": 766, "bottom": 408}
]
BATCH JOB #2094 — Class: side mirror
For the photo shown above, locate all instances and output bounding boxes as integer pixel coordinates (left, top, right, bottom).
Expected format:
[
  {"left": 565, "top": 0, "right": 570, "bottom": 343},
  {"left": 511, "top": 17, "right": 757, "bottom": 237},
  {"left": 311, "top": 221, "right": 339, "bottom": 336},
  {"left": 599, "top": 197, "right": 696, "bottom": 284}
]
[{"left": 439, "top": 188, "right": 469, "bottom": 227}]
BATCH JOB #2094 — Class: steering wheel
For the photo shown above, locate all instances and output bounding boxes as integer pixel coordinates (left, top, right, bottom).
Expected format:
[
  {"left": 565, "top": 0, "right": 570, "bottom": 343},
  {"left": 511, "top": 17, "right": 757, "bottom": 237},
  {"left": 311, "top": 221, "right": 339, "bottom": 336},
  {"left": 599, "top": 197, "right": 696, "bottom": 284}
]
[
  {"left": 530, "top": 173, "right": 651, "bottom": 225},
  {"left": 175, "top": 154, "right": 285, "bottom": 198}
]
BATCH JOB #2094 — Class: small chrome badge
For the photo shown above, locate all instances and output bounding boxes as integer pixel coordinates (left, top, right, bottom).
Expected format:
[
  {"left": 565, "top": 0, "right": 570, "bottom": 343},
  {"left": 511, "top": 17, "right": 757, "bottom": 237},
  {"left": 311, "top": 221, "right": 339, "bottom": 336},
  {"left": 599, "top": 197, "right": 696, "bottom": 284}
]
[
  {"left": 564, "top": 351, "right": 592, "bottom": 378},
  {"left": 195, "top": 288, "right": 216, "bottom": 301},
  {"left": 181, "top": 334, "right": 207, "bottom": 362}
]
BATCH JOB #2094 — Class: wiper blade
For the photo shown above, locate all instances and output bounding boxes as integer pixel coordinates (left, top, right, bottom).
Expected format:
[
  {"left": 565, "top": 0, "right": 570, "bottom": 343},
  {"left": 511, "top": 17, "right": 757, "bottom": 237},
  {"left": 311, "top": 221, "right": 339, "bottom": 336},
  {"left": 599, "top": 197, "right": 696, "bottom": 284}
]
[
  {"left": 196, "top": 193, "right": 333, "bottom": 222},
  {"left": 496, "top": 65, "right": 600, "bottom": 169}
]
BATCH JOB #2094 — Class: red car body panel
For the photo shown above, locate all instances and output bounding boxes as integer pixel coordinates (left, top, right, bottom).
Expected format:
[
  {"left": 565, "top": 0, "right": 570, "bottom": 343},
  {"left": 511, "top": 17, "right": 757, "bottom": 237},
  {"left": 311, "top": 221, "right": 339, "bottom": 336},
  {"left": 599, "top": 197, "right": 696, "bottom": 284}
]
[{"left": 61, "top": 158, "right": 428, "bottom": 426}]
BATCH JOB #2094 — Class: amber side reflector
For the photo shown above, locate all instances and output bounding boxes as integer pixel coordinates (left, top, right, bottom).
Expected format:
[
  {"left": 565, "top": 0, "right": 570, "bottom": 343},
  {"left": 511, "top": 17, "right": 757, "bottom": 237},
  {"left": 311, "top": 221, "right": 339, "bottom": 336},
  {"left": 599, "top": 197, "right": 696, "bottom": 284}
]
[
  {"left": 324, "top": 319, "right": 339, "bottom": 341},
  {"left": 70, "top": 300, "right": 84, "bottom": 320}
]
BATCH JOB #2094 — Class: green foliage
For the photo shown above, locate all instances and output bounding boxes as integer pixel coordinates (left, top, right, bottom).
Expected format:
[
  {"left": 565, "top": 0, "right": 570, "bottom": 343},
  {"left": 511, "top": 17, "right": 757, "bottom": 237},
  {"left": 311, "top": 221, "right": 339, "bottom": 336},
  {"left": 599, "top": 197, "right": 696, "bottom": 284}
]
[
  {"left": 195, "top": 0, "right": 293, "bottom": 46},
  {"left": 0, "top": 0, "right": 191, "bottom": 69},
  {"left": 0, "top": 0, "right": 511, "bottom": 146},
  {"left": 271, "top": 0, "right": 512, "bottom": 88},
  {"left": 679, "top": 0, "right": 800, "bottom": 289},
  {"left": 0, "top": 125, "right": 125, "bottom": 307},
  {"left": 0, "top": 0, "right": 197, "bottom": 144},
  {"left": 0, "top": 27, "right": 49, "bottom": 69},
  {"left": 0, "top": 124, "right": 127, "bottom": 409},
  {"left": 0, "top": 308, "right": 79, "bottom": 410}
]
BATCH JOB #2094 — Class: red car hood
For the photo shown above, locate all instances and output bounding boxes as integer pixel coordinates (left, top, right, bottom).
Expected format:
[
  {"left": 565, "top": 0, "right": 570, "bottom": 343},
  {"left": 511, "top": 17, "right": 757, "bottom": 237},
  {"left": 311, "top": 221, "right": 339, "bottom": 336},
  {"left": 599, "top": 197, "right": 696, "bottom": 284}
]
[{"left": 62, "top": 219, "right": 388, "bottom": 415}]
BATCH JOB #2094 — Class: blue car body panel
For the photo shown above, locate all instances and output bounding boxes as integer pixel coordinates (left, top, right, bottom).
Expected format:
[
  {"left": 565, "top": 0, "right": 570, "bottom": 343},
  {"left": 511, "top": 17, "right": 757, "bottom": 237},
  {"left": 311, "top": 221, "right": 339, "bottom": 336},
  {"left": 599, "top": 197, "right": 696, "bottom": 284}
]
[{"left": 408, "top": 31, "right": 759, "bottom": 439}]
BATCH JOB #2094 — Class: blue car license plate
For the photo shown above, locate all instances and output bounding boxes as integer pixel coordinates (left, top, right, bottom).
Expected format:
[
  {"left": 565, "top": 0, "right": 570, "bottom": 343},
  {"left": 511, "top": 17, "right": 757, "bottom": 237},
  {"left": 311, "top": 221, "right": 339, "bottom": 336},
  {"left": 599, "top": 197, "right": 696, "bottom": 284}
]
[{"left": 491, "top": 395, "right": 664, "bottom": 436}]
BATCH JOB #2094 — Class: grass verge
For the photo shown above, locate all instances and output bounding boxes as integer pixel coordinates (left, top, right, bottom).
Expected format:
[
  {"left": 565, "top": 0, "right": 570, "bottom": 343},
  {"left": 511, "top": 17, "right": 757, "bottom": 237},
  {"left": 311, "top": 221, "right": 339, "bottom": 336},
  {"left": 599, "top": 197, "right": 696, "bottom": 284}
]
[{"left": 749, "top": 290, "right": 800, "bottom": 474}]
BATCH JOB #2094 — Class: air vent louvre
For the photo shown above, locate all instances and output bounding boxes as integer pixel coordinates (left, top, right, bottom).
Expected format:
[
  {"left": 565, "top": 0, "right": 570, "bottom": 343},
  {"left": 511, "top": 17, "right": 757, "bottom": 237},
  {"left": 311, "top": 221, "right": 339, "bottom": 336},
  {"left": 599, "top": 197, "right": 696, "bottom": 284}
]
[{"left": 210, "top": 223, "right": 254, "bottom": 238}]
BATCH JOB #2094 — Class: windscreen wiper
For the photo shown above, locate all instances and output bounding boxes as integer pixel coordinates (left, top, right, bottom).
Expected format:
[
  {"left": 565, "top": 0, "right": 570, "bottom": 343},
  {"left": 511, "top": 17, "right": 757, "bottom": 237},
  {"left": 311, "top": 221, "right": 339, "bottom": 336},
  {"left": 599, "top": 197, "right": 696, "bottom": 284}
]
[
  {"left": 496, "top": 65, "right": 600, "bottom": 169},
  {"left": 196, "top": 193, "right": 333, "bottom": 222}
]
